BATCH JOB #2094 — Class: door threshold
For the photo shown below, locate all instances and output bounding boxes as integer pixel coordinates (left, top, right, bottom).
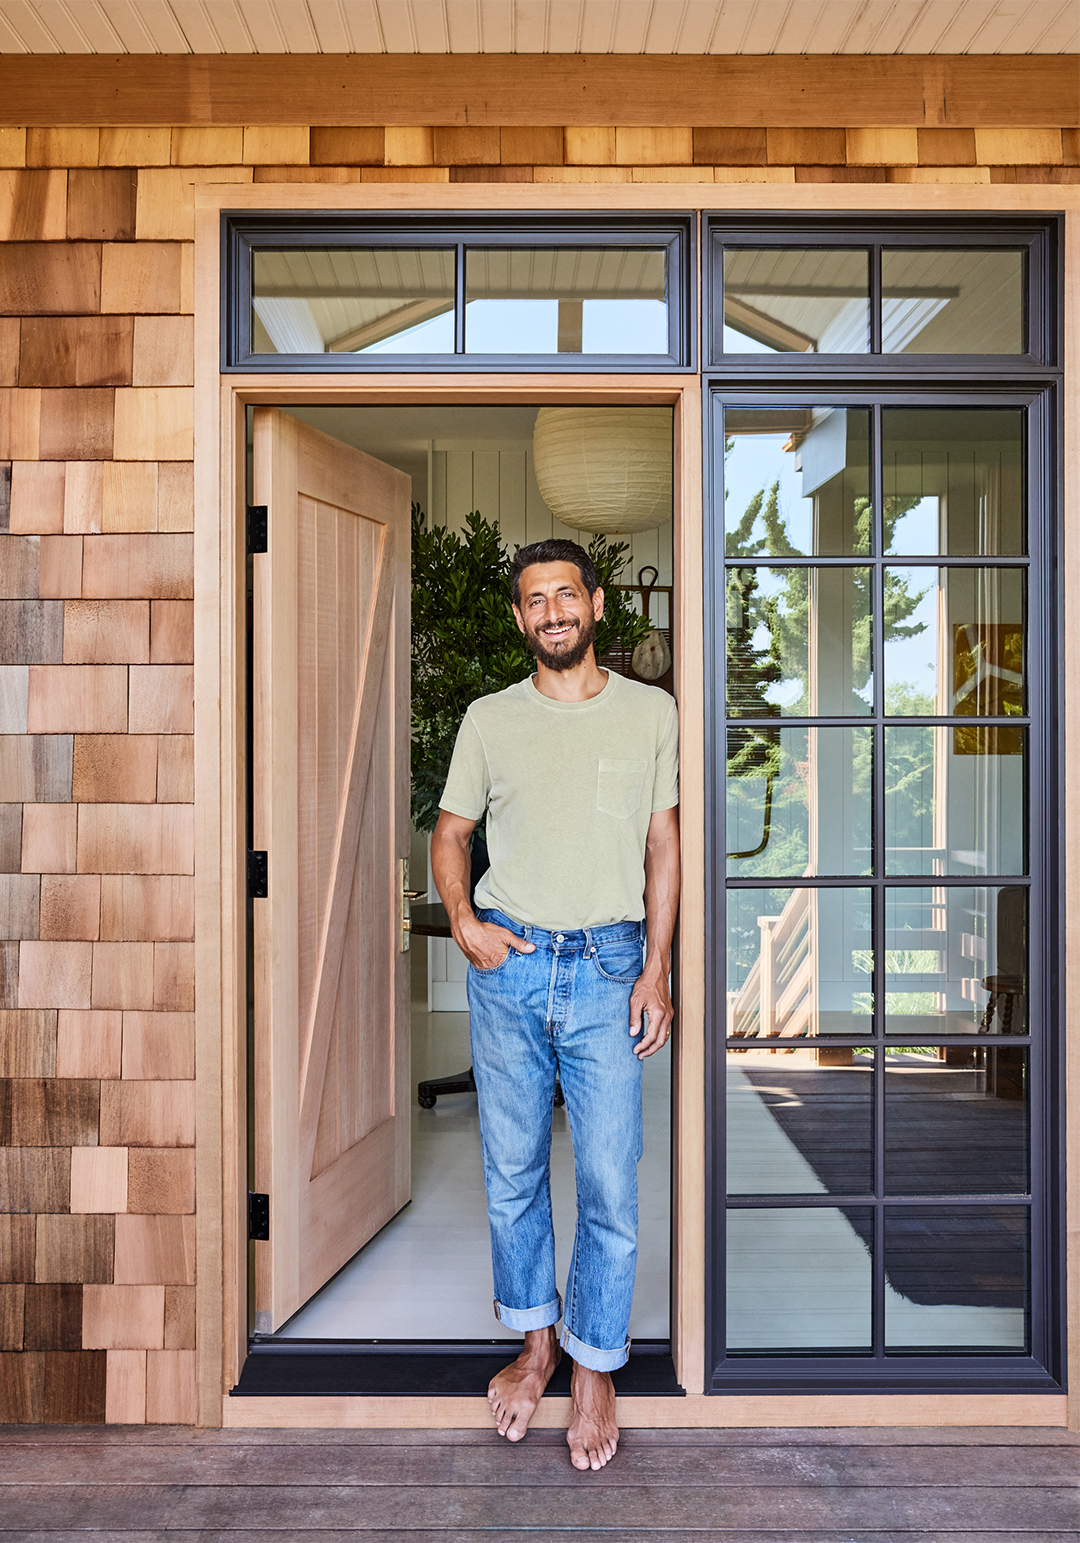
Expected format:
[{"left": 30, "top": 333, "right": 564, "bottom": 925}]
[{"left": 231, "top": 1340, "right": 684, "bottom": 1397}]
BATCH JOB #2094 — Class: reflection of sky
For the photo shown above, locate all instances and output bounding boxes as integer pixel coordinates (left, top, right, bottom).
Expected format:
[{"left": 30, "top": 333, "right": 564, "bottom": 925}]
[
  {"left": 886, "top": 496, "right": 940, "bottom": 555},
  {"left": 359, "top": 310, "right": 455, "bottom": 354},
  {"left": 725, "top": 431, "right": 812, "bottom": 552},
  {"left": 464, "top": 297, "right": 667, "bottom": 354},
  {"left": 883, "top": 571, "right": 938, "bottom": 708}
]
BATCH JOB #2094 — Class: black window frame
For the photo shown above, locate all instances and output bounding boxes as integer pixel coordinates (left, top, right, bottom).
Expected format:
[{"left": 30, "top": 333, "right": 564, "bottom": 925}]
[
  {"left": 223, "top": 211, "right": 696, "bottom": 372},
  {"left": 703, "top": 212, "right": 1065, "bottom": 1396},
  {"left": 707, "top": 213, "right": 1058, "bottom": 374}
]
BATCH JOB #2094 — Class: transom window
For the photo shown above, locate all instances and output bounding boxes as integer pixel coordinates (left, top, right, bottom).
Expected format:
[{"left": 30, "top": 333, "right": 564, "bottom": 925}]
[{"left": 226, "top": 214, "right": 693, "bottom": 370}]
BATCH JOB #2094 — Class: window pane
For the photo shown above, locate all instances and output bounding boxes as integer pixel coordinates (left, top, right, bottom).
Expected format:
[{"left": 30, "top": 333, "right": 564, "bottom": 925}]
[
  {"left": 727, "top": 1207, "right": 873, "bottom": 1350},
  {"left": 884, "top": 1046, "right": 1028, "bottom": 1195},
  {"left": 250, "top": 248, "right": 455, "bottom": 355},
  {"left": 883, "top": 567, "right": 1025, "bottom": 717},
  {"left": 723, "top": 248, "right": 870, "bottom": 354},
  {"left": 727, "top": 887, "right": 872, "bottom": 1040},
  {"left": 884, "top": 1206, "right": 1029, "bottom": 1351},
  {"left": 726, "top": 567, "right": 873, "bottom": 717},
  {"left": 883, "top": 408, "right": 1024, "bottom": 556},
  {"left": 724, "top": 407, "right": 871, "bottom": 557},
  {"left": 883, "top": 725, "right": 1026, "bottom": 877},
  {"left": 884, "top": 886, "right": 1027, "bottom": 1037},
  {"left": 727, "top": 1047, "right": 874, "bottom": 1195},
  {"left": 464, "top": 248, "right": 668, "bottom": 354},
  {"left": 882, "top": 250, "right": 1025, "bottom": 355},
  {"left": 727, "top": 726, "right": 872, "bottom": 878}
]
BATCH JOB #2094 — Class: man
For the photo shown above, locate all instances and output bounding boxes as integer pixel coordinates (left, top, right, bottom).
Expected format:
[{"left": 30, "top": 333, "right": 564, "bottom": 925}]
[{"left": 431, "top": 537, "right": 680, "bottom": 1472}]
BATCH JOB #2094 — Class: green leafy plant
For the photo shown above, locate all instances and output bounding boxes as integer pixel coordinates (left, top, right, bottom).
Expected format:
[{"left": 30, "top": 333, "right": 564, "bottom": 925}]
[{"left": 410, "top": 503, "right": 652, "bottom": 832}]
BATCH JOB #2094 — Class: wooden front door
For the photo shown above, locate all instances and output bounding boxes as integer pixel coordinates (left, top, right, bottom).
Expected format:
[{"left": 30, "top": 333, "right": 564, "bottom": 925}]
[{"left": 251, "top": 407, "right": 411, "bottom": 1331}]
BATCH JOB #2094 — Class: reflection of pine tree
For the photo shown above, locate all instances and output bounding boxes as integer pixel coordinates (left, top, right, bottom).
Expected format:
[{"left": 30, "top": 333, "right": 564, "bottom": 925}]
[{"left": 726, "top": 444, "right": 929, "bottom": 720}]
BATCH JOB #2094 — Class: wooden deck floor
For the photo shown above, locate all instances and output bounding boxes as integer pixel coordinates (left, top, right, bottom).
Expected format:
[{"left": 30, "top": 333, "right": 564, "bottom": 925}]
[{"left": 0, "top": 1424, "right": 1076, "bottom": 1539}]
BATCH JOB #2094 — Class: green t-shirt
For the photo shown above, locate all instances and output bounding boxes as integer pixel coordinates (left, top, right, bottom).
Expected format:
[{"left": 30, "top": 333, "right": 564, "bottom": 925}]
[{"left": 439, "top": 671, "right": 678, "bottom": 930}]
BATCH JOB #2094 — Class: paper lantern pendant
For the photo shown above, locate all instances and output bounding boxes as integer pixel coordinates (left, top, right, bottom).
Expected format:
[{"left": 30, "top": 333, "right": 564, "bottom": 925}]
[{"left": 532, "top": 407, "right": 672, "bottom": 534}]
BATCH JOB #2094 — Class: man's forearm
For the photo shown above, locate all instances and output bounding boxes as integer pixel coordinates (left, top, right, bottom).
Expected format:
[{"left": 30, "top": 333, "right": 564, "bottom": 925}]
[
  {"left": 431, "top": 825, "right": 475, "bottom": 936},
  {"left": 642, "top": 813, "right": 680, "bottom": 974}
]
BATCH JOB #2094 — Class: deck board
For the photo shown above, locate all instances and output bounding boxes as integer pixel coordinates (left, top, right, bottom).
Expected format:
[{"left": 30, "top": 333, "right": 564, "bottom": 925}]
[{"left": 0, "top": 1426, "right": 1075, "bottom": 1538}]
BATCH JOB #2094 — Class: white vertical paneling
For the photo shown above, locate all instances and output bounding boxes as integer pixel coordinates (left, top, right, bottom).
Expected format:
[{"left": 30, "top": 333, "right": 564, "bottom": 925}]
[
  {"left": 500, "top": 450, "right": 529, "bottom": 552},
  {"left": 445, "top": 450, "right": 476, "bottom": 533},
  {"left": 429, "top": 448, "right": 447, "bottom": 529},
  {"left": 472, "top": 450, "right": 503, "bottom": 531},
  {"left": 525, "top": 450, "right": 555, "bottom": 545}
]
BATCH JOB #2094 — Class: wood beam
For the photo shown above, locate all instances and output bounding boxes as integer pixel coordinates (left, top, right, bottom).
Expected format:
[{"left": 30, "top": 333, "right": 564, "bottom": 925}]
[{"left": 0, "top": 55, "right": 1074, "bottom": 129}]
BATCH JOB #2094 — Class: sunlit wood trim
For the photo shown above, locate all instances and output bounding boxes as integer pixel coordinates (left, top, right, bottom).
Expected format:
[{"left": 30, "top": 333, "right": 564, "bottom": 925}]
[
  {"left": 220, "top": 1392, "right": 1068, "bottom": 1429},
  {"left": 0, "top": 54, "right": 1075, "bottom": 129}
]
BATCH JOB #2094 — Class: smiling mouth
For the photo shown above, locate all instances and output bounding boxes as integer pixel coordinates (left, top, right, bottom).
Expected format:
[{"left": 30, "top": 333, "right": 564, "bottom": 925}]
[{"left": 540, "top": 621, "right": 577, "bottom": 641}]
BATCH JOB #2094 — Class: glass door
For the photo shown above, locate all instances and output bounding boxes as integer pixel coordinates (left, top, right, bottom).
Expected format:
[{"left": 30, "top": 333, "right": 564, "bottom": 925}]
[{"left": 707, "top": 389, "right": 1061, "bottom": 1392}]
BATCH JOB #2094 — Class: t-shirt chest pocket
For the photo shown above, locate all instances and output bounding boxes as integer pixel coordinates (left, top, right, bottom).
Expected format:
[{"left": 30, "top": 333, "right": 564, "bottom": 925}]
[{"left": 596, "top": 757, "right": 648, "bottom": 819}]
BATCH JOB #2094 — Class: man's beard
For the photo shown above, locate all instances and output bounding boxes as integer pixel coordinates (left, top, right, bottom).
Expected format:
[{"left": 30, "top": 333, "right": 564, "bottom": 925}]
[{"left": 526, "top": 612, "right": 597, "bottom": 672}]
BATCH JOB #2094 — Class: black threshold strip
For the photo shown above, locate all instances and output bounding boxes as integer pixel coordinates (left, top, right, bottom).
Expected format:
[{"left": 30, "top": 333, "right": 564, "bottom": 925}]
[{"left": 231, "top": 1340, "right": 683, "bottom": 1397}]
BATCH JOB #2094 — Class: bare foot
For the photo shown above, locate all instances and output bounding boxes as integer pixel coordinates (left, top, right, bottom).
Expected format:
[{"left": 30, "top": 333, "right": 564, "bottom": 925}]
[
  {"left": 567, "top": 1362, "right": 619, "bottom": 1471},
  {"left": 487, "top": 1326, "right": 561, "bottom": 1442}
]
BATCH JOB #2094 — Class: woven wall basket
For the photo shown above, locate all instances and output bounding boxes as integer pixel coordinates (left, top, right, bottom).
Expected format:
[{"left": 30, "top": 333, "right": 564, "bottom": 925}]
[{"left": 532, "top": 406, "right": 673, "bottom": 535}]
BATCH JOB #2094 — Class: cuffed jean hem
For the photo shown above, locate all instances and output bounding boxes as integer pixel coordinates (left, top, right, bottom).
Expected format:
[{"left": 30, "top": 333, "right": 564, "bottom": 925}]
[
  {"left": 494, "top": 1296, "right": 562, "bottom": 1332},
  {"left": 560, "top": 1325, "right": 631, "bottom": 1372}
]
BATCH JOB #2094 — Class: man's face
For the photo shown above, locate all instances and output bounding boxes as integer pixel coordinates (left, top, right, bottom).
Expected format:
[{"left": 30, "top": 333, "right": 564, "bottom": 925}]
[{"left": 513, "top": 561, "right": 605, "bottom": 672}]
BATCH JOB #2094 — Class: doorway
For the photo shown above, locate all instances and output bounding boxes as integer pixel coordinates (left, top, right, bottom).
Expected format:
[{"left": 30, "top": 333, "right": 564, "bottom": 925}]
[{"left": 245, "top": 403, "right": 675, "bottom": 1364}]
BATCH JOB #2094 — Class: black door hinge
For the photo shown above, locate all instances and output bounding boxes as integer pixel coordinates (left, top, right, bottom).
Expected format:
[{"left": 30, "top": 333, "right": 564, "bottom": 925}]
[
  {"left": 248, "top": 850, "right": 268, "bottom": 898},
  {"left": 248, "top": 1191, "right": 270, "bottom": 1242},
  {"left": 247, "top": 505, "right": 268, "bottom": 554}
]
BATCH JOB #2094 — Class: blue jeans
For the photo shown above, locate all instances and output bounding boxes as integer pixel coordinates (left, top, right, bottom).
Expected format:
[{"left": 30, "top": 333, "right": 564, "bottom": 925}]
[{"left": 466, "top": 907, "right": 645, "bottom": 1372}]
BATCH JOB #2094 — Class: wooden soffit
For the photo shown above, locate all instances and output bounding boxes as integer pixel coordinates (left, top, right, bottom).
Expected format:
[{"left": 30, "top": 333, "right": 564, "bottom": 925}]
[{"left": 0, "top": 53, "right": 1075, "bottom": 128}]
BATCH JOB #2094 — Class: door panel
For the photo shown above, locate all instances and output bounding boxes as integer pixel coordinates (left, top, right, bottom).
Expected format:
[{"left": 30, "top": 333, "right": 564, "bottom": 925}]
[{"left": 253, "top": 408, "right": 411, "bottom": 1331}]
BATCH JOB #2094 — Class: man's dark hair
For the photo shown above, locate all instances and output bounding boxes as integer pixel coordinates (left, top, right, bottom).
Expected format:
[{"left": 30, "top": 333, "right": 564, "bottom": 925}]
[{"left": 509, "top": 539, "right": 598, "bottom": 608}]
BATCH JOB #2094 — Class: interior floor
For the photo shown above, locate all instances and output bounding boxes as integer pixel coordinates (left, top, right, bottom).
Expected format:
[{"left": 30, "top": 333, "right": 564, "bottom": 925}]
[{"left": 278, "top": 941, "right": 672, "bottom": 1341}]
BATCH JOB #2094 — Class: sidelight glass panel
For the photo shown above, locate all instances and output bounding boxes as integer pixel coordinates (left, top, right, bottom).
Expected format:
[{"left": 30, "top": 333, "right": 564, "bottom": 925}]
[
  {"left": 727, "top": 1047, "right": 874, "bottom": 1195},
  {"left": 724, "top": 407, "right": 871, "bottom": 556},
  {"left": 882, "top": 408, "right": 1024, "bottom": 556},
  {"left": 726, "top": 726, "right": 872, "bottom": 878},
  {"left": 727, "top": 887, "right": 872, "bottom": 1040},
  {"left": 250, "top": 248, "right": 456, "bottom": 354},
  {"left": 464, "top": 248, "right": 668, "bottom": 354},
  {"left": 883, "top": 725, "right": 1026, "bottom": 877},
  {"left": 723, "top": 248, "right": 870, "bottom": 354},
  {"left": 884, "top": 1206, "right": 1029, "bottom": 1350},
  {"left": 882, "top": 567, "right": 1025, "bottom": 719},
  {"left": 883, "top": 887, "right": 1028, "bottom": 1037},
  {"left": 882, "top": 249, "right": 1025, "bottom": 355},
  {"left": 884, "top": 1046, "right": 1028, "bottom": 1196},
  {"left": 727, "top": 1207, "right": 873, "bottom": 1349},
  {"left": 726, "top": 566, "right": 873, "bottom": 717}
]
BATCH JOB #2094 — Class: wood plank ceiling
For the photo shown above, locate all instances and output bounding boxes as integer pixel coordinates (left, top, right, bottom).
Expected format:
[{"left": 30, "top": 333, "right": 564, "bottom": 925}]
[{"left": 0, "top": 0, "right": 1076, "bottom": 56}]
